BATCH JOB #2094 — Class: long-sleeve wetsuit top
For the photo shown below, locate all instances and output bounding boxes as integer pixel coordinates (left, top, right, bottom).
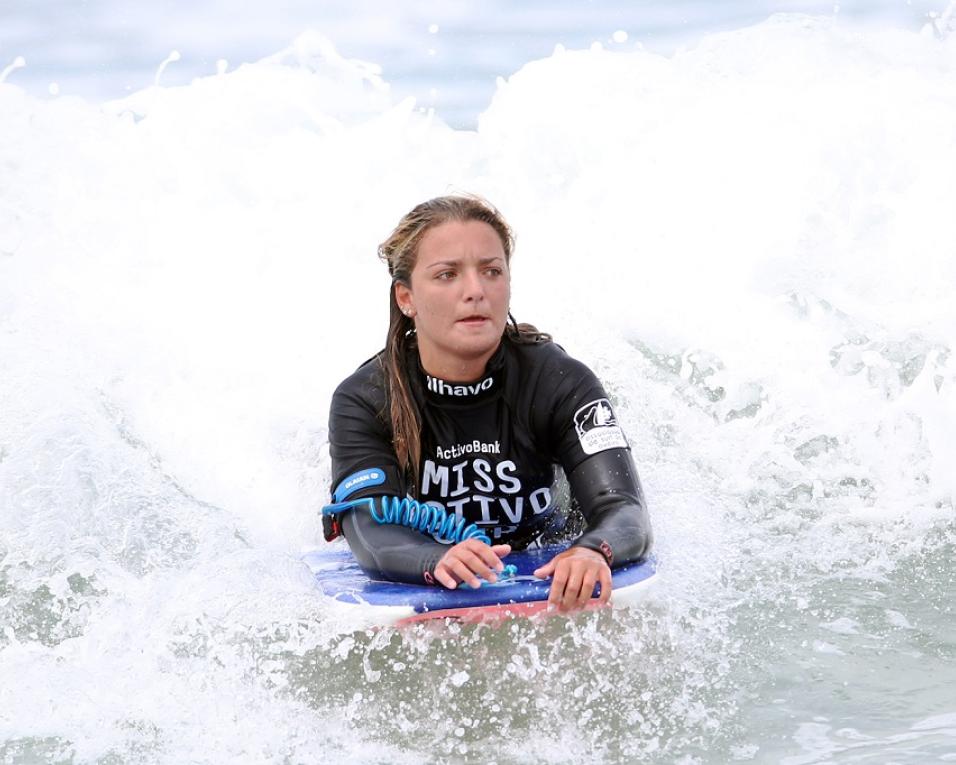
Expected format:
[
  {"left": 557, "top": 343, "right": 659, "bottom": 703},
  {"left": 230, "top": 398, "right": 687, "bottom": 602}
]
[{"left": 327, "top": 334, "right": 653, "bottom": 585}]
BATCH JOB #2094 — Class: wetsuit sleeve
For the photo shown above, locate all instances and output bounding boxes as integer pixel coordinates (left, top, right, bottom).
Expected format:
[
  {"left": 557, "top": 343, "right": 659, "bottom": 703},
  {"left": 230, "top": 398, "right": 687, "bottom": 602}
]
[
  {"left": 566, "top": 448, "right": 653, "bottom": 566},
  {"left": 340, "top": 510, "right": 447, "bottom": 585},
  {"left": 329, "top": 367, "right": 449, "bottom": 585},
  {"left": 328, "top": 369, "right": 404, "bottom": 502},
  {"left": 533, "top": 347, "right": 653, "bottom": 566}
]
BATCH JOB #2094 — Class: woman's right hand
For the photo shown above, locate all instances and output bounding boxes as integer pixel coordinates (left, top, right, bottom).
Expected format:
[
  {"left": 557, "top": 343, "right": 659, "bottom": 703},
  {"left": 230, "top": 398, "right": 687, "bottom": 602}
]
[{"left": 433, "top": 539, "right": 512, "bottom": 589}]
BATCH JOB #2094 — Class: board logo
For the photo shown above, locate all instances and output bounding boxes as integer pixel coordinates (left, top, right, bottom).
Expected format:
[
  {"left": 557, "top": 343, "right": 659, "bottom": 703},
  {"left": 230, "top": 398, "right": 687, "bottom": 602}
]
[{"left": 573, "top": 398, "right": 628, "bottom": 455}]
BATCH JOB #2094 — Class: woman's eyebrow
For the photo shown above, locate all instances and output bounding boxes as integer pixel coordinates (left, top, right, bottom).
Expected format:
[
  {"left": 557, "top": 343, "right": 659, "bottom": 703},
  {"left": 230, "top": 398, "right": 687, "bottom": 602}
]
[
  {"left": 426, "top": 256, "right": 504, "bottom": 268},
  {"left": 424, "top": 255, "right": 506, "bottom": 273},
  {"left": 425, "top": 259, "right": 461, "bottom": 270}
]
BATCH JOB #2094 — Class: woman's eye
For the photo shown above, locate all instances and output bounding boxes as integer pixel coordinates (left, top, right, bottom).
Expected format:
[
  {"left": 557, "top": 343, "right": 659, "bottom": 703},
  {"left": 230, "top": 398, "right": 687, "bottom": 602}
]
[
  {"left": 436, "top": 271, "right": 455, "bottom": 280},
  {"left": 485, "top": 267, "right": 503, "bottom": 277}
]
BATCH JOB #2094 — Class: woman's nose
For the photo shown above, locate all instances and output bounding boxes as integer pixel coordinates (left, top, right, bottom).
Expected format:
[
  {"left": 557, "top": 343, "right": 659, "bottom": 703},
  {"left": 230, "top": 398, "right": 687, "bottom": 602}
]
[{"left": 461, "top": 268, "right": 485, "bottom": 301}]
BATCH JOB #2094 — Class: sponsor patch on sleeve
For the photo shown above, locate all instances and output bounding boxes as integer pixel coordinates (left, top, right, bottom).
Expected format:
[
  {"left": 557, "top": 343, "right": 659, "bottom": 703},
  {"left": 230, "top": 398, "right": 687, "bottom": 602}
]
[
  {"left": 573, "top": 398, "right": 628, "bottom": 455},
  {"left": 333, "top": 468, "right": 386, "bottom": 502}
]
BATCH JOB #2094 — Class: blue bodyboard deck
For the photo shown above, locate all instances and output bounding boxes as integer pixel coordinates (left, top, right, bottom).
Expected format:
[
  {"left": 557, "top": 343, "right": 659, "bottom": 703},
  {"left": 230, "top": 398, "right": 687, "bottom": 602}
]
[{"left": 303, "top": 543, "right": 657, "bottom": 626}]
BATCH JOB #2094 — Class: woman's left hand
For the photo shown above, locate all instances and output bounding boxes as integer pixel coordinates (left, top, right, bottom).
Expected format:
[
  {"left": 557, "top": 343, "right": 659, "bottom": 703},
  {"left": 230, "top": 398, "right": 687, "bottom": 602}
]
[{"left": 533, "top": 546, "right": 612, "bottom": 613}]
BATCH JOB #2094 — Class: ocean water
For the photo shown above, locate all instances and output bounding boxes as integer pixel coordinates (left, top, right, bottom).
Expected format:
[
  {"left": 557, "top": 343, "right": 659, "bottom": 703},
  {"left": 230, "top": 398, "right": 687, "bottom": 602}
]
[
  {"left": 2, "top": 4, "right": 956, "bottom": 764},
  {"left": 1, "top": 0, "right": 954, "bottom": 127}
]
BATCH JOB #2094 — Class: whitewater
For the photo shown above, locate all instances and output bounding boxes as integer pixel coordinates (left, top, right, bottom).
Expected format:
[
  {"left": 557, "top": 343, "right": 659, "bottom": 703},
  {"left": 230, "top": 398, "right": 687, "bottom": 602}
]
[{"left": 2, "top": 11, "right": 956, "bottom": 764}]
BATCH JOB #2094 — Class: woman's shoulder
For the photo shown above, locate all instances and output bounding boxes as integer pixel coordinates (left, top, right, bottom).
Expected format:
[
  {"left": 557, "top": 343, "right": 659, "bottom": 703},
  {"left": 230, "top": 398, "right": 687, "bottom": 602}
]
[
  {"left": 504, "top": 335, "right": 604, "bottom": 410},
  {"left": 505, "top": 333, "right": 590, "bottom": 374},
  {"left": 332, "top": 351, "right": 388, "bottom": 409}
]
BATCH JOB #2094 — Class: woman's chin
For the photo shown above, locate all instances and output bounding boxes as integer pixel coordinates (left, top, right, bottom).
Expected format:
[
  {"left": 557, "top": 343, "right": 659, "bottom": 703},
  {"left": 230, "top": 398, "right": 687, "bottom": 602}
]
[{"left": 450, "top": 332, "right": 502, "bottom": 362}]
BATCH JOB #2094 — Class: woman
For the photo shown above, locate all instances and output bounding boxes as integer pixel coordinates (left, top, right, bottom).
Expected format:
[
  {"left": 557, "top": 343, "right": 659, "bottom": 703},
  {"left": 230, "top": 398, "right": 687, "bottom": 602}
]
[{"left": 325, "top": 195, "right": 652, "bottom": 613}]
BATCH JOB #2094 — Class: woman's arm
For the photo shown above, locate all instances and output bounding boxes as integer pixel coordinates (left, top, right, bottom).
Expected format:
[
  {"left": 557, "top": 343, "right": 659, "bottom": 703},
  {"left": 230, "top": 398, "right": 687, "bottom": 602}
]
[
  {"left": 341, "top": 507, "right": 447, "bottom": 584},
  {"left": 534, "top": 448, "right": 652, "bottom": 612},
  {"left": 329, "top": 365, "right": 448, "bottom": 584},
  {"left": 342, "top": 508, "right": 511, "bottom": 587},
  {"left": 567, "top": 447, "right": 653, "bottom": 567},
  {"left": 525, "top": 344, "right": 654, "bottom": 610},
  {"left": 329, "top": 363, "right": 510, "bottom": 588}
]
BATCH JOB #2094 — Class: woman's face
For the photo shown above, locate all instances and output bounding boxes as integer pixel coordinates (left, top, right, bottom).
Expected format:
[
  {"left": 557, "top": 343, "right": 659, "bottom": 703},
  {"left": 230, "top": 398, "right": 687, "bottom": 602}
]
[{"left": 395, "top": 220, "right": 511, "bottom": 381}]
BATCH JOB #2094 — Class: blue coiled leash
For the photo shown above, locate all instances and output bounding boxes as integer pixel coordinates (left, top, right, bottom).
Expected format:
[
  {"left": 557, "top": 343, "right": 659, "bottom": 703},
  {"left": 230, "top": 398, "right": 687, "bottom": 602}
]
[
  {"left": 322, "top": 495, "right": 492, "bottom": 545},
  {"left": 322, "top": 496, "right": 520, "bottom": 588}
]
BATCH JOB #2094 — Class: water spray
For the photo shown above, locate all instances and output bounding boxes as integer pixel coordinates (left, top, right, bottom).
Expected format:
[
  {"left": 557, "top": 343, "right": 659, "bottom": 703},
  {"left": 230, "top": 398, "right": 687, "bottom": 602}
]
[
  {"left": 154, "top": 50, "right": 181, "bottom": 87},
  {"left": 924, "top": 0, "right": 956, "bottom": 38},
  {"left": 0, "top": 56, "right": 26, "bottom": 84},
  {"left": 941, "top": 0, "right": 956, "bottom": 35}
]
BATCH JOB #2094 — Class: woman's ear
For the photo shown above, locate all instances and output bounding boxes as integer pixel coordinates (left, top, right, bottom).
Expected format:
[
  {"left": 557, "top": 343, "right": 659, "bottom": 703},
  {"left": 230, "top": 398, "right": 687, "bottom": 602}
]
[{"left": 394, "top": 282, "right": 415, "bottom": 318}]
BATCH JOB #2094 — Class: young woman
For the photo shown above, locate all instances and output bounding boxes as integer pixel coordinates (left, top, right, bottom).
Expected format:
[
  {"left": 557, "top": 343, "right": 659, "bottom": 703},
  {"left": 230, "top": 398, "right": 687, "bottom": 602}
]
[{"left": 325, "top": 195, "right": 652, "bottom": 613}]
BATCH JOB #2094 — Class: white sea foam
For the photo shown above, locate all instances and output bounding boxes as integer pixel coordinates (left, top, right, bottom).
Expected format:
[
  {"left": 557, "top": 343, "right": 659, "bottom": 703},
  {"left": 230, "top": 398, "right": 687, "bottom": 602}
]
[{"left": 2, "top": 15, "right": 955, "bottom": 764}]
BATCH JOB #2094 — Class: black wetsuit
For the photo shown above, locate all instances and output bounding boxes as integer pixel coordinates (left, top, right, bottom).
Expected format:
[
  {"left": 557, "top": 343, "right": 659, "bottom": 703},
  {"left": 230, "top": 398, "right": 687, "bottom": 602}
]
[{"left": 327, "top": 335, "right": 652, "bottom": 584}]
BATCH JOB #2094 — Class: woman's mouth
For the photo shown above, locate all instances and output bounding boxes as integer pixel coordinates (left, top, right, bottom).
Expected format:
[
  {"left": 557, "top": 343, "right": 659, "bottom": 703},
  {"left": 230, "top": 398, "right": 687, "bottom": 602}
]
[{"left": 458, "top": 315, "right": 489, "bottom": 325}]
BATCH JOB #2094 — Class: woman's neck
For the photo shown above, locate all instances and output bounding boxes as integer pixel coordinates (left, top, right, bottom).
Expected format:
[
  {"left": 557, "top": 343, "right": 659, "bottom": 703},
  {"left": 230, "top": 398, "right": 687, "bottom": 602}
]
[{"left": 417, "top": 344, "right": 499, "bottom": 382}]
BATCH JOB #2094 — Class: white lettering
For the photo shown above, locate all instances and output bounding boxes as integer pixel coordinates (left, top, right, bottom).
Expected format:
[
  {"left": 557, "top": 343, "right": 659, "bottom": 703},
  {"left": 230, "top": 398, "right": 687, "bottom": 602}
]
[
  {"left": 530, "top": 487, "right": 552, "bottom": 515},
  {"left": 450, "top": 460, "right": 469, "bottom": 497},
  {"left": 411, "top": 493, "right": 558, "bottom": 542},
  {"left": 445, "top": 497, "right": 468, "bottom": 521},
  {"left": 472, "top": 459, "right": 494, "bottom": 493},
  {"left": 497, "top": 496, "right": 524, "bottom": 523},
  {"left": 472, "top": 494, "right": 496, "bottom": 523},
  {"left": 421, "top": 460, "right": 449, "bottom": 495},
  {"left": 415, "top": 458, "right": 560, "bottom": 542},
  {"left": 435, "top": 441, "right": 501, "bottom": 460},
  {"left": 496, "top": 460, "right": 521, "bottom": 494},
  {"left": 425, "top": 375, "right": 494, "bottom": 397}
]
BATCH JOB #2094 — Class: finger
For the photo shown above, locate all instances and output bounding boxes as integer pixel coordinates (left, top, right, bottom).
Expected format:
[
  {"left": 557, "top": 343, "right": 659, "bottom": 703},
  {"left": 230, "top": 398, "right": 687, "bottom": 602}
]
[
  {"left": 456, "top": 540, "right": 505, "bottom": 574},
  {"left": 549, "top": 563, "right": 569, "bottom": 609},
  {"left": 456, "top": 548, "right": 499, "bottom": 583},
  {"left": 578, "top": 568, "right": 599, "bottom": 611},
  {"left": 473, "top": 544, "right": 507, "bottom": 573},
  {"left": 448, "top": 559, "right": 481, "bottom": 588},
  {"left": 534, "top": 559, "right": 556, "bottom": 579},
  {"left": 562, "top": 566, "right": 584, "bottom": 613},
  {"left": 433, "top": 563, "right": 458, "bottom": 590},
  {"left": 535, "top": 549, "right": 568, "bottom": 579},
  {"left": 597, "top": 566, "right": 613, "bottom": 606},
  {"left": 491, "top": 544, "right": 512, "bottom": 558}
]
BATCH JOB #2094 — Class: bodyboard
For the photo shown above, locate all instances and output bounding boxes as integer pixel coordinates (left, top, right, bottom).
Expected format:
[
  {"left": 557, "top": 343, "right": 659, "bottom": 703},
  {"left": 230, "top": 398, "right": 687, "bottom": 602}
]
[{"left": 303, "top": 543, "right": 657, "bottom": 627}]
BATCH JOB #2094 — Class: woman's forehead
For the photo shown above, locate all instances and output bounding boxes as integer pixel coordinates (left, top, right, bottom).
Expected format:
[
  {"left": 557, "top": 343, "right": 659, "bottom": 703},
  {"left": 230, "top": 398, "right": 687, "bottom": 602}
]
[{"left": 416, "top": 220, "right": 505, "bottom": 266}]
